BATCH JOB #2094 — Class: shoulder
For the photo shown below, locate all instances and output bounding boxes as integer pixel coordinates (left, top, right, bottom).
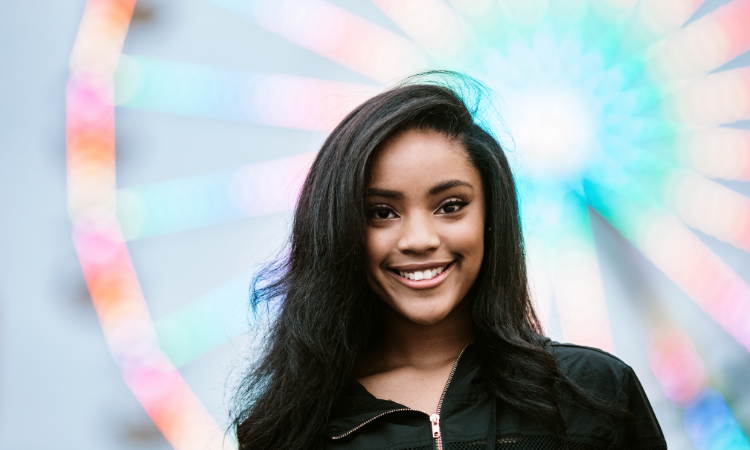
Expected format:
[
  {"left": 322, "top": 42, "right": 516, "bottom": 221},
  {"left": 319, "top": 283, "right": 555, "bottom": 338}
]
[
  {"left": 549, "top": 342, "right": 631, "bottom": 391},
  {"left": 550, "top": 341, "right": 627, "bottom": 366},
  {"left": 548, "top": 343, "right": 638, "bottom": 414},
  {"left": 549, "top": 343, "right": 667, "bottom": 448}
]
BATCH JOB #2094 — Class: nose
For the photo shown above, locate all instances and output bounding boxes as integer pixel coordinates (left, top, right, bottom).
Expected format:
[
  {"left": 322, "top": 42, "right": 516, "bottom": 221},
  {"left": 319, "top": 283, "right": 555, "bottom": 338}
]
[{"left": 397, "top": 211, "right": 441, "bottom": 253}]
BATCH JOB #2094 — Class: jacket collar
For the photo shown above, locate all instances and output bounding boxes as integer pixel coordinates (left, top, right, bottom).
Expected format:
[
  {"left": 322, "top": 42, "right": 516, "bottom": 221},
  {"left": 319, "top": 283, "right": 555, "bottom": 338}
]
[{"left": 325, "top": 343, "right": 483, "bottom": 439}]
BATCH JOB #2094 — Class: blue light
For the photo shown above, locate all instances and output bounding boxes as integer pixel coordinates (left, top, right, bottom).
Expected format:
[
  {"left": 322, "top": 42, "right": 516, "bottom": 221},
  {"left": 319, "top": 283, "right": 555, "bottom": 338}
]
[{"left": 684, "top": 389, "right": 750, "bottom": 450}]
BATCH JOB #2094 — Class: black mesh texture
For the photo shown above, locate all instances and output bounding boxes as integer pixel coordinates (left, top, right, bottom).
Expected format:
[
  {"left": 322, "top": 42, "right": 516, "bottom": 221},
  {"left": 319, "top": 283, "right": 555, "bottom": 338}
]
[
  {"left": 444, "top": 435, "right": 667, "bottom": 450},
  {"left": 388, "top": 435, "right": 667, "bottom": 450}
]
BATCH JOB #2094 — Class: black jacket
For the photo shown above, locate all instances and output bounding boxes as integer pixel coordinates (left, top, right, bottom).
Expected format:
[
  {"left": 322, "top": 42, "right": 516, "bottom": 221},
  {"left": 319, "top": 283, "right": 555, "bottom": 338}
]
[{"left": 324, "top": 343, "right": 667, "bottom": 450}]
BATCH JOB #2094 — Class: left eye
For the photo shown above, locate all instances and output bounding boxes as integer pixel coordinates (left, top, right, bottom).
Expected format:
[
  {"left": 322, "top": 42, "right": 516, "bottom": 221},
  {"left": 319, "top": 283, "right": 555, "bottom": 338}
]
[{"left": 437, "top": 201, "right": 466, "bottom": 214}]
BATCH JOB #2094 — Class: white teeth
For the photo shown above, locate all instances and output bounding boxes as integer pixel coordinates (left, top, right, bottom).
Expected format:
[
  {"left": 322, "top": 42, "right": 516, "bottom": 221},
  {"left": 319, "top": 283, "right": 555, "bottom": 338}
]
[{"left": 397, "top": 264, "right": 450, "bottom": 281}]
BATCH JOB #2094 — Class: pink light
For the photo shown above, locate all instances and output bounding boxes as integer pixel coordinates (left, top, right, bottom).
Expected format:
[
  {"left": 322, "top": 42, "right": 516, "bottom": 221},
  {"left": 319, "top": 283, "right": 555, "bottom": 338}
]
[
  {"left": 634, "top": 211, "right": 750, "bottom": 351},
  {"left": 249, "top": 75, "right": 379, "bottom": 131},
  {"left": 232, "top": 153, "right": 316, "bottom": 216},
  {"left": 650, "top": 324, "right": 707, "bottom": 405},
  {"left": 249, "top": 0, "right": 428, "bottom": 83}
]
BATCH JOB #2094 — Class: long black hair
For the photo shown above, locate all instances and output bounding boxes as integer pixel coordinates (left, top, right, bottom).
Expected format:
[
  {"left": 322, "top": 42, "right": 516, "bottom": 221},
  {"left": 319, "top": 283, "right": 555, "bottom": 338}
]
[{"left": 231, "top": 73, "right": 630, "bottom": 449}]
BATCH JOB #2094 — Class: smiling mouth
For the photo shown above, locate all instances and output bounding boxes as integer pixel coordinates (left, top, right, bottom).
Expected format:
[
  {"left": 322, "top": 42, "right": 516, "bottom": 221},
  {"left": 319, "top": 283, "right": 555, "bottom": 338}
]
[{"left": 390, "top": 262, "right": 455, "bottom": 281}]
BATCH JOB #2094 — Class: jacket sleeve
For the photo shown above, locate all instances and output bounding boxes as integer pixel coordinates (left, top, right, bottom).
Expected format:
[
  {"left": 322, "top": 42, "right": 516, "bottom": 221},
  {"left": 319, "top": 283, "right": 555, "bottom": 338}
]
[{"left": 622, "top": 366, "right": 667, "bottom": 449}]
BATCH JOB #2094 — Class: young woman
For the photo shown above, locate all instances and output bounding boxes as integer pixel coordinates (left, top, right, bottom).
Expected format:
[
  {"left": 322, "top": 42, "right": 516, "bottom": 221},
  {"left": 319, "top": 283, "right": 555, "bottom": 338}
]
[{"left": 232, "top": 75, "right": 667, "bottom": 450}]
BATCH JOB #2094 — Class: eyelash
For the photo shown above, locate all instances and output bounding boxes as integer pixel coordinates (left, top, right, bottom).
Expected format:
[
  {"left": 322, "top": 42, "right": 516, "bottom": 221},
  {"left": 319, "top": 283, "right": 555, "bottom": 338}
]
[
  {"left": 437, "top": 199, "right": 469, "bottom": 214},
  {"left": 367, "top": 198, "right": 469, "bottom": 220}
]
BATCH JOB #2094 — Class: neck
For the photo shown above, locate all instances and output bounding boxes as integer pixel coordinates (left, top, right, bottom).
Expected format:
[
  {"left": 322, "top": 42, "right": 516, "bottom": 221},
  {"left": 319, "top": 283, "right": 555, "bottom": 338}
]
[{"left": 370, "top": 299, "right": 475, "bottom": 372}]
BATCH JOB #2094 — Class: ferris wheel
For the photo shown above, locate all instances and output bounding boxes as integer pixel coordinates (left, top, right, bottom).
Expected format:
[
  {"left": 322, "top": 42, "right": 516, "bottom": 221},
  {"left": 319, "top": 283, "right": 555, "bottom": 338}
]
[{"left": 67, "top": 1, "right": 750, "bottom": 448}]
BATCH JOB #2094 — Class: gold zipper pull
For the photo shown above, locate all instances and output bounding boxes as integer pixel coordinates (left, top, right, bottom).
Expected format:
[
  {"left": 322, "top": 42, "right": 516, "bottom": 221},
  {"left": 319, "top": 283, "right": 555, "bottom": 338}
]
[{"left": 430, "top": 414, "right": 440, "bottom": 438}]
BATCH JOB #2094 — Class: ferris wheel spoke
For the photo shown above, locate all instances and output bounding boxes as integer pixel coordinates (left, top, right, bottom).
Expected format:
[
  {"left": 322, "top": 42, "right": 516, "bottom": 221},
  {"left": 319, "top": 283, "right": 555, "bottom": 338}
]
[
  {"left": 611, "top": 0, "right": 707, "bottom": 64},
  {"left": 585, "top": 180, "right": 750, "bottom": 353},
  {"left": 115, "top": 55, "right": 379, "bottom": 131},
  {"left": 440, "top": 0, "right": 512, "bottom": 54},
  {"left": 371, "top": 0, "right": 482, "bottom": 67},
  {"left": 657, "top": 66, "right": 750, "bottom": 126},
  {"left": 205, "top": 0, "right": 429, "bottom": 83},
  {"left": 154, "top": 272, "right": 268, "bottom": 368},
  {"left": 623, "top": 164, "right": 750, "bottom": 254},
  {"left": 644, "top": 0, "right": 750, "bottom": 84},
  {"left": 530, "top": 189, "right": 616, "bottom": 353},
  {"left": 654, "top": 127, "right": 750, "bottom": 182},
  {"left": 603, "top": 67, "right": 750, "bottom": 141},
  {"left": 525, "top": 228, "right": 557, "bottom": 339},
  {"left": 117, "top": 152, "right": 315, "bottom": 241}
]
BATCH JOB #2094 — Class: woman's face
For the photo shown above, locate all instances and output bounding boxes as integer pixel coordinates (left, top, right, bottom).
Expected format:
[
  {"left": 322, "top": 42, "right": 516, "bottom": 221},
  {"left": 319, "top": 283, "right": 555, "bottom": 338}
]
[{"left": 364, "top": 128, "right": 485, "bottom": 326}]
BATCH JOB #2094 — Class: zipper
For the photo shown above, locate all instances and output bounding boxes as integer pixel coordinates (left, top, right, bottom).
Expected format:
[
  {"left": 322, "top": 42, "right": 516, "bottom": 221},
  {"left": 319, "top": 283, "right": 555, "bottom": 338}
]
[
  {"left": 432, "top": 343, "right": 469, "bottom": 450},
  {"left": 331, "top": 407, "right": 419, "bottom": 440},
  {"left": 331, "top": 343, "right": 471, "bottom": 450}
]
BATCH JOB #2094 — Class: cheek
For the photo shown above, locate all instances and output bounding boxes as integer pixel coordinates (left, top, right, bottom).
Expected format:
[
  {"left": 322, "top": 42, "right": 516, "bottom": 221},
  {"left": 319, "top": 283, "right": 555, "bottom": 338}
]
[
  {"left": 446, "top": 217, "right": 484, "bottom": 257},
  {"left": 364, "top": 227, "right": 390, "bottom": 269}
]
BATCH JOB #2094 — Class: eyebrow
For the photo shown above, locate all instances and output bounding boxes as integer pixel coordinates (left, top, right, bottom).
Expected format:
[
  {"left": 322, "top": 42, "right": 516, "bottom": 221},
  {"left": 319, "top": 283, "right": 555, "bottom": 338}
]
[
  {"left": 365, "top": 187, "right": 403, "bottom": 200},
  {"left": 365, "top": 180, "right": 473, "bottom": 199},
  {"left": 428, "top": 179, "right": 474, "bottom": 196}
]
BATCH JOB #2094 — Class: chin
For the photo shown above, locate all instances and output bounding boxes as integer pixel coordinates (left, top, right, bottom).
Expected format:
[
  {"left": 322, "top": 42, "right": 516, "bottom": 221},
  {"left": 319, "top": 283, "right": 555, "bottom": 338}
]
[{"left": 395, "top": 299, "right": 457, "bottom": 326}]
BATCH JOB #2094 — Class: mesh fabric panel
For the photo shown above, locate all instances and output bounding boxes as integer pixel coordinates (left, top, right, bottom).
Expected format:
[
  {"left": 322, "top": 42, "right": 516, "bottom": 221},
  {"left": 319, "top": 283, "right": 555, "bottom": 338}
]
[{"left": 444, "top": 435, "right": 667, "bottom": 450}]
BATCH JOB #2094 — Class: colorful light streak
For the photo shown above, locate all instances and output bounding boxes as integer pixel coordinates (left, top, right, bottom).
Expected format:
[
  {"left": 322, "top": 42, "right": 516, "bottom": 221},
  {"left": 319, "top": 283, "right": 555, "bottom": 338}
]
[
  {"left": 650, "top": 325, "right": 707, "bottom": 405},
  {"left": 372, "top": 0, "right": 478, "bottom": 66},
  {"left": 155, "top": 272, "right": 257, "bottom": 368},
  {"left": 586, "top": 181, "right": 750, "bottom": 352},
  {"left": 646, "top": 0, "right": 750, "bottom": 83},
  {"left": 115, "top": 55, "right": 378, "bottom": 131},
  {"left": 207, "top": 0, "right": 429, "bottom": 83},
  {"left": 618, "top": 0, "right": 705, "bottom": 58},
  {"left": 669, "top": 128, "right": 750, "bottom": 181},
  {"left": 69, "top": 0, "right": 750, "bottom": 446},
  {"left": 661, "top": 169, "right": 750, "bottom": 253},
  {"left": 650, "top": 325, "right": 750, "bottom": 449},
  {"left": 527, "top": 191, "right": 615, "bottom": 353},
  {"left": 117, "top": 153, "right": 314, "bottom": 240},
  {"left": 664, "top": 66, "right": 750, "bottom": 126},
  {"left": 685, "top": 391, "right": 750, "bottom": 450},
  {"left": 614, "top": 158, "right": 750, "bottom": 252}
]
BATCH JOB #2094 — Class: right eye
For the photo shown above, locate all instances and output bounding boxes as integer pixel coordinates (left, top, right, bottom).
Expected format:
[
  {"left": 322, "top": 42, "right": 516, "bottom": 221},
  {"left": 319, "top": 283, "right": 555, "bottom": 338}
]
[{"left": 369, "top": 206, "right": 397, "bottom": 220}]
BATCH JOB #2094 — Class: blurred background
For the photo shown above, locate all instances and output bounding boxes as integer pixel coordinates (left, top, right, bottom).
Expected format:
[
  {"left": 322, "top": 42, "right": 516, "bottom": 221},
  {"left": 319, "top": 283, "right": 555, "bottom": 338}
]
[{"left": 2, "top": 0, "right": 750, "bottom": 449}]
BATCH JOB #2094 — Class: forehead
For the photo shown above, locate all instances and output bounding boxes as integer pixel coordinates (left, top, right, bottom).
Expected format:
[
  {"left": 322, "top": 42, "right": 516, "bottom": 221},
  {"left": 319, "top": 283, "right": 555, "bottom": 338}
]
[{"left": 367, "top": 129, "right": 479, "bottom": 188}]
